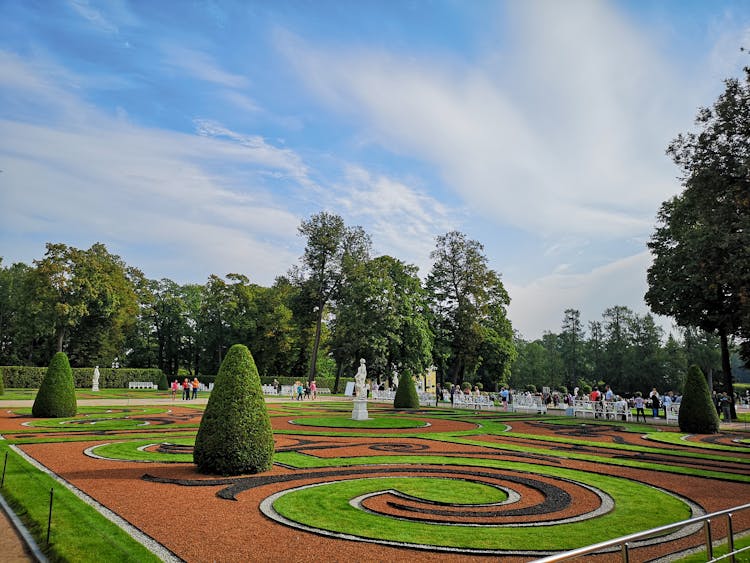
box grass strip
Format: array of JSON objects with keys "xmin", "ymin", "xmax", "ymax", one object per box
[
  {"xmin": 289, "ymin": 416, "xmax": 428, "ymax": 429},
  {"xmin": 0, "ymin": 441, "xmax": 161, "ymax": 562}
]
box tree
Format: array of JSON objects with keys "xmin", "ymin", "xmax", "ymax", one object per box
[
  {"xmin": 29, "ymin": 243, "xmax": 138, "ymax": 364},
  {"xmin": 559, "ymin": 309, "xmax": 584, "ymax": 391},
  {"xmin": 426, "ymin": 231, "xmax": 513, "ymax": 385},
  {"xmin": 32, "ymin": 352, "xmax": 77, "ymax": 418},
  {"xmin": 647, "ymin": 66, "xmax": 750, "ymax": 418},
  {"xmin": 193, "ymin": 344, "xmax": 273, "ymax": 475},
  {"xmin": 601, "ymin": 306, "xmax": 634, "ymax": 386},
  {"xmin": 293, "ymin": 212, "xmax": 371, "ymax": 383},
  {"xmin": 678, "ymin": 364, "xmax": 720, "ymax": 434},
  {"xmin": 331, "ymin": 255, "xmax": 433, "ymax": 387}
]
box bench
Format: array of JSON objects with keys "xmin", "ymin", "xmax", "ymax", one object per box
[
  {"xmin": 128, "ymin": 382, "xmax": 157, "ymax": 390},
  {"xmin": 666, "ymin": 404, "xmax": 680, "ymax": 423}
]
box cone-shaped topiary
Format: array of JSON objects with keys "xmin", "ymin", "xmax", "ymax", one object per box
[
  {"xmin": 193, "ymin": 344, "xmax": 274, "ymax": 475},
  {"xmin": 32, "ymin": 352, "xmax": 77, "ymax": 418},
  {"xmin": 393, "ymin": 373, "xmax": 420, "ymax": 409},
  {"xmin": 156, "ymin": 371, "xmax": 168, "ymax": 391},
  {"xmin": 678, "ymin": 364, "xmax": 720, "ymax": 434}
]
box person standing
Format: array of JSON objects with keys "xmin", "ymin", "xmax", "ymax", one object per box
[
  {"xmin": 604, "ymin": 385, "xmax": 614, "ymax": 402},
  {"xmin": 649, "ymin": 388, "xmax": 660, "ymax": 418},
  {"xmin": 192, "ymin": 376, "xmax": 200, "ymax": 399},
  {"xmin": 171, "ymin": 380, "xmax": 178, "ymax": 401},
  {"xmin": 310, "ymin": 380, "xmax": 317, "ymax": 400},
  {"xmin": 183, "ymin": 378, "xmax": 190, "ymax": 400},
  {"xmin": 634, "ymin": 392, "xmax": 647, "ymax": 423}
]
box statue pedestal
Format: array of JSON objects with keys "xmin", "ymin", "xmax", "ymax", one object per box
[
  {"xmin": 92, "ymin": 384, "xmax": 99, "ymax": 391},
  {"xmin": 351, "ymin": 399, "xmax": 370, "ymax": 421}
]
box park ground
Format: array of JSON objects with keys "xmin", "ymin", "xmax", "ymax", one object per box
[{"xmin": 0, "ymin": 391, "xmax": 749, "ymax": 562}]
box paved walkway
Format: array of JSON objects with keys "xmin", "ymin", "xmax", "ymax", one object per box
[{"xmin": 0, "ymin": 498, "xmax": 35, "ymax": 562}]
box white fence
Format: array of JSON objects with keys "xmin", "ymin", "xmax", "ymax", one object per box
[{"xmin": 511, "ymin": 394, "xmax": 547, "ymax": 414}]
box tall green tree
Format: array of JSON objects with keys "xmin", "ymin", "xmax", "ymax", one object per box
[
  {"xmin": 30, "ymin": 243, "xmax": 138, "ymax": 364},
  {"xmin": 293, "ymin": 212, "xmax": 371, "ymax": 383},
  {"xmin": 559, "ymin": 309, "xmax": 584, "ymax": 391},
  {"xmin": 426, "ymin": 231, "xmax": 513, "ymax": 385},
  {"xmin": 646, "ymin": 66, "xmax": 750, "ymax": 413},
  {"xmin": 331, "ymin": 255, "xmax": 432, "ymax": 386}
]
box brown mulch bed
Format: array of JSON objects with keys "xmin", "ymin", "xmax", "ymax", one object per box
[{"xmin": 6, "ymin": 409, "xmax": 750, "ymax": 562}]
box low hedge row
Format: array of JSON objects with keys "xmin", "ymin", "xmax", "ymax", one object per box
[
  {"xmin": 2, "ymin": 366, "xmax": 357, "ymax": 393},
  {"xmin": 1, "ymin": 366, "xmax": 164, "ymax": 389}
]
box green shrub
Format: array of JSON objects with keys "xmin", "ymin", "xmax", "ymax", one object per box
[
  {"xmin": 678, "ymin": 364, "xmax": 720, "ymax": 434},
  {"xmin": 525, "ymin": 384, "xmax": 537, "ymax": 393},
  {"xmin": 156, "ymin": 372, "xmax": 168, "ymax": 390},
  {"xmin": 193, "ymin": 344, "xmax": 274, "ymax": 475},
  {"xmin": 0, "ymin": 370, "xmax": 3, "ymax": 395},
  {"xmin": 32, "ymin": 352, "xmax": 77, "ymax": 418},
  {"xmin": 393, "ymin": 373, "xmax": 420, "ymax": 409}
]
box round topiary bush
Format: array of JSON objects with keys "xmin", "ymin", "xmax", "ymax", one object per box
[
  {"xmin": 32, "ymin": 352, "xmax": 77, "ymax": 418},
  {"xmin": 193, "ymin": 344, "xmax": 274, "ymax": 475},
  {"xmin": 678, "ymin": 364, "xmax": 720, "ymax": 434},
  {"xmin": 393, "ymin": 373, "xmax": 420, "ymax": 409}
]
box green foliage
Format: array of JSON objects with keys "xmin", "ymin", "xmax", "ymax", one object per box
[
  {"xmin": 525, "ymin": 384, "xmax": 537, "ymax": 393},
  {"xmin": 678, "ymin": 365, "xmax": 720, "ymax": 434},
  {"xmin": 426, "ymin": 231, "xmax": 514, "ymax": 385},
  {"xmin": 194, "ymin": 344, "xmax": 274, "ymax": 475},
  {"xmin": 31, "ymin": 352, "xmax": 77, "ymax": 417},
  {"xmin": 393, "ymin": 373, "xmax": 420, "ymax": 409},
  {"xmin": 156, "ymin": 371, "xmax": 168, "ymax": 390},
  {"xmin": 1, "ymin": 366, "xmax": 164, "ymax": 388}
]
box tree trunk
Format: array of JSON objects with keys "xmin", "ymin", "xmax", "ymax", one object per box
[
  {"xmin": 333, "ymin": 362, "xmax": 344, "ymax": 394},
  {"xmin": 308, "ymin": 300, "xmax": 324, "ymax": 384},
  {"xmin": 719, "ymin": 328, "xmax": 737, "ymax": 420},
  {"xmin": 55, "ymin": 327, "xmax": 65, "ymax": 353}
]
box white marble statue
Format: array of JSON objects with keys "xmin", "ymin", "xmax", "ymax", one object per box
[
  {"xmin": 92, "ymin": 365, "xmax": 100, "ymax": 391},
  {"xmin": 354, "ymin": 358, "xmax": 367, "ymax": 399},
  {"xmin": 392, "ymin": 371, "xmax": 399, "ymax": 389}
]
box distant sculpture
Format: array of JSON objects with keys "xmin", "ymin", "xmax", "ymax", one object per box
[
  {"xmin": 392, "ymin": 371, "xmax": 399, "ymax": 389},
  {"xmin": 354, "ymin": 359, "xmax": 367, "ymax": 399},
  {"xmin": 92, "ymin": 366, "xmax": 100, "ymax": 391}
]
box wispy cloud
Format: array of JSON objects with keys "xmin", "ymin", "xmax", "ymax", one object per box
[
  {"xmin": 161, "ymin": 44, "xmax": 249, "ymax": 88},
  {"xmin": 68, "ymin": 0, "xmax": 120, "ymax": 34},
  {"xmin": 0, "ymin": 55, "xmax": 304, "ymax": 283},
  {"xmin": 274, "ymin": 2, "xmax": 698, "ymax": 240}
]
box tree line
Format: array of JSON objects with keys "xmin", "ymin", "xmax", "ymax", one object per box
[{"xmin": 0, "ymin": 224, "xmax": 515, "ymax": 392}]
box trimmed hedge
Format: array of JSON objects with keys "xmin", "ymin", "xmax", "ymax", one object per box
[
  {"xmin": 32, "ymin": 352, "xmax": 77, "ymax": 418},
  {"xmin": 1, "ymin": 366, "xmax": 164, "ymax": 389},
  {"xmin": 394, "ymin": 373, "xmax": 420, "ymax": 409},
  {"xmin": 679, "ymin": 364, "xmax": 720, "ymax": 434},
  {"xmin": 194, "ymin": 344, "xmax": 274, "ymax": 475}
]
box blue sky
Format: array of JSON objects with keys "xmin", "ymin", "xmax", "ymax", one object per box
[{"xmin": 1, "ymin": 0, "xmax": 748, "ymax": 340}]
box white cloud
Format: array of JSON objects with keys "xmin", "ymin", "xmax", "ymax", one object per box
[
  {"xmin": 332, "ymin": 166, "xmax": 456, "ymax": 273},
  {"xmin": 506, "ymin": 250, "xmax": 669, "ymax": 340}
]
